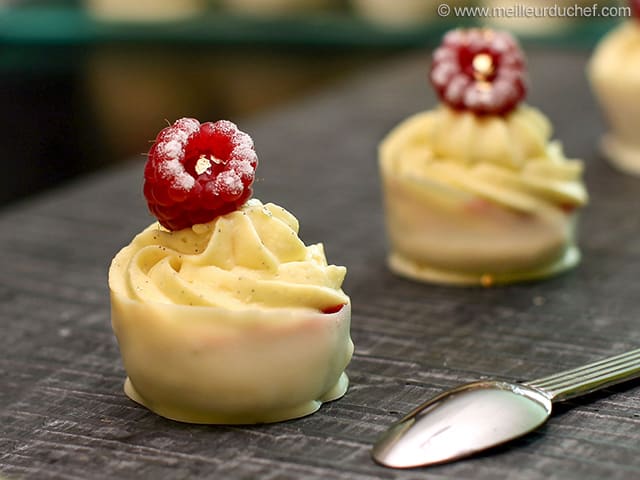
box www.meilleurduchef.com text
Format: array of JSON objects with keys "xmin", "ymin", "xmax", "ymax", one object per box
[{"xmin": 436, "ymin": 2, "xmax": 631, "ymax": 19}]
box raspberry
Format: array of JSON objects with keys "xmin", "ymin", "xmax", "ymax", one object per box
[
  {"xmin": 429, "ymin": 28, "xmax": 527, "ymax": 116},
  {"xmin": 321, "ymin": 304, "xmax": 346, "ymax": 314},
  {"xmin": 144, "ymin": 118, "xmax": 258, "ymax": 231}
]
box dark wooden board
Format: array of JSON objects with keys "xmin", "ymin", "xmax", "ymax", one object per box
[{"xmin": 3, "ymin": 48, "xmax": 640, "ymax": 479}]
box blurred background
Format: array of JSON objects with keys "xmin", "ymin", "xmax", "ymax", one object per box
[{"xmin": 0, "ymin": 0, "xmax": 628, "ymax": 208}]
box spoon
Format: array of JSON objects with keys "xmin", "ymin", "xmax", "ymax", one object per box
[{"xmin": 372, "ymin": 348, "xmax": 640, "ymax": 468}]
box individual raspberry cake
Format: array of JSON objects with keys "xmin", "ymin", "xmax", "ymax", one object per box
[
  {"xmin": 109, "ymin": 118, "xmax": 353, "ymax": 423},
  {"xmin": 379, "ymin": 28, "xmax": 588, "ymax": 285},
  {"xmin": 589, "ymin": 1, "xmax": 640, "ymax": 175}
]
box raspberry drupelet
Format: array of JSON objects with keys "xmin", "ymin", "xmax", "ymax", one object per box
[
  {"xmin": 144, "ymin": 118, "xmax": 258, "ymax": 231},
  {"xmin": 429, "ymin": 28, "xmax": 527, "ymax": 116}
]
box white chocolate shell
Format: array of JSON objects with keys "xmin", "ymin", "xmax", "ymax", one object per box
[{"xmin": 111, "ymin": 295, "xmax": 353, "ymax": 424}]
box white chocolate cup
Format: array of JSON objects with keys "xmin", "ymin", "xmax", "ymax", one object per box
[
  {"xmin": 600, "ymin": 135, "xmax": 640, "ymax": 176},
  {"xmin": 350, "ymin": 0, "xmax": 436, "ymax": 28},
  {"xmin": 85, "ymin": 0, "xmax": 204, "ymax": 22},
  {"xmin": 381, "ymin": 172, "xmax": 580, "ymax": 286},
  {"xmin": 111, "ymin": 294, "xmax": 353, "ymax": 424},
  {"xmin": 221, "ymin": 0, "xmax": 336, "ymax": 16},
  {"xmin": 589, "ymin": 23, "xmax": 640, "ymax": 176},
  {"xmin": 591, "ymin": 80, "xmax": 640, "ymax": 176}
]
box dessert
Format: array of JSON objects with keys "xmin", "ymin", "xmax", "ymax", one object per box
[
  {"xmin": 589, "ymin": 1, "xmax": 640, "ymax": 175},
  {"xmin": 86, "ymin": 0, "xmax": 204, "ymax": 22},
  {"xmin": 350, "ymin": 0, "xmax": 470, "ymax": 29},
  {"xmin": 221, "ymin": 0, "xmax": 337, "ymax": 17},
  {"xmin": 379, "ymin": 28, "xmax": 588, "ymax": 286},
  {"xmin": 109, "ymin": 118, "xmax": 353, "ymax": 424}
]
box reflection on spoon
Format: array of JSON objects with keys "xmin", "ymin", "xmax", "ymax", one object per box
[{"xmin": 372, "ymin": 348, "xmax": 640, "ymax": 468}]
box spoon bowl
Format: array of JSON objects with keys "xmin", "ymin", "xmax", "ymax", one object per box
[{"xmin": 372, "ymin": 381, "xmax": 551, "ymax": 468}]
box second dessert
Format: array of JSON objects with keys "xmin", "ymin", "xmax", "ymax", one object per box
[{"xmin": 379, "ymin": 28, "xmax": 588, "ymax": 286}]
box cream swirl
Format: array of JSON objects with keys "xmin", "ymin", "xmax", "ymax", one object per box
[
  {"xmin": 109, "ymin": 199, "xmax": 348, "ymax": 311},
  {"xmin": 590, "ymin": 22, "xmax": 640, "ymax": 84},
  {"xmin": 380, "ymin": 105, "xmax": 587, "ymax": 213}
]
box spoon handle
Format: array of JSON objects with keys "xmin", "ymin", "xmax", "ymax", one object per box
[{"xmin": 524, "ymin": 348, "xmax": 640, "ymax": 402}]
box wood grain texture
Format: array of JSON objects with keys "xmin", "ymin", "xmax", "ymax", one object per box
[{"xmin": 3, "ymin": 49, "xmax": 640, "ymax": 479}]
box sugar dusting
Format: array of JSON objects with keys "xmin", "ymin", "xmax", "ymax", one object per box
[
  {"xmin": 173, "ymin": 117, "xmax": 200, "ymax": 136},
  {"xmin": 156, "ymin": 118, "xmax": 201, "ymax": 191},
  {"xmin": 431, "ymin": 28, "xmax": 526, "ymax": 115},
  {"xmin": 215, "ymin": 170, "xmax": 243, "ymax": 196},
  {"xmin": 445, "ymin": 74, "xmax": 470, "ymax": 103},
  {"xmin": 160, "ymin": 159, "xmax": 195, "ymax": 191},
  {"xmin": 233, "ymin": 144, "xmax": 257, "ymax": 165},
  {"xmin": 154, "ymin": 117, "xmax": 256, "ymax": 195},
  {"xmin": 492, "ymin": 32, "xmax": 512, "ymax": 54},
  {"xmin": 218, "ymin": 121, "xmax": 258, "ymax": 186},
  {"xmin": 159, "ymin": 140, "xmax": 184, "ymax": 161},
  {"xmin": 220, "ymin": 120, "xmax": 257, "ymax": 168},
  {"xmin": 431, "ymin": 61, "xmax": 457, "ymax": 86},
  {"xmin": 230, "ymin": 159, "xmax": 254, "ymax": 178},
  {"xmin": 464, "ymin": 85, "xmax": 493, "ymax": 110}
]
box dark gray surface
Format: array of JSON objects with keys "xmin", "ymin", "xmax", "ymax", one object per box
[{"xmin": 3, "ymin": 48, "xmax": 640, "ymax": 480}]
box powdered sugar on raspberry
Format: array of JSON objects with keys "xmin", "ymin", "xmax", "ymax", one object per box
[
  {"xmin": 431, "ymin": 61, "xmax": 457, "ymax": 86},
  {"xmin": 230, "ymin": 159, "xmax": 254, "ymax": 179},
  {"xmin": 215, "ymin": 170, "xmax": 243, "ymax": 196},
  {"xmin": 144, "ymin": 117, "xmax": 258, "ymax": 231},
  {"xmin": 429, "ymin": 28, "xmax": 527, "ymax": 115},
  {"xmin": 445, "ymin": 74, "xmax": 470, "ymax": 106},
  {"xmin": 222, "ymin": 121, "xmax": 258, "ymax": 168},
  {"xmin": 173, "ymin": 117, "xmax": 200, "ymax": 136},
  {"xmin": 158, "ymin": 139, "xmax": 184, "ymax": 161},
  {"xmin": 464, "ymin": 86, "xmax": 492, "ymax": 111},
  {"xmin": 153, "ymin": 119, "xmax": 202, "ymax": 191},
  {"xmin": 231, "ymin": 140, "xmax": 257, "ymax": 160},
  {"xmin": 159, "ymin": 158, "xmax": 195, "ymax": 190}
]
